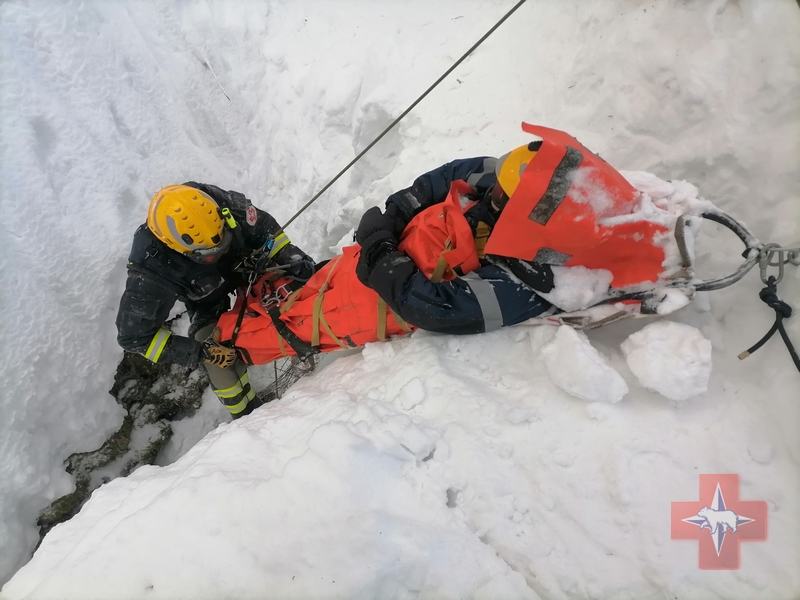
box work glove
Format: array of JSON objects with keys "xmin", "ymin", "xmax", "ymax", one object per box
[
  {"xmin": 355, "ymin": 204, "xmax": 400, "ymax": 246},
  {"xmin": 355, "ymin": 206, "xmax": 403, "ymax": 288},
  {"xmin": 286, "ymin": 256, "xmax": 316, "ymax": 282},
  {"xmin": 201, "ymin": 340, "xmax": 237, "ymax": 368}
]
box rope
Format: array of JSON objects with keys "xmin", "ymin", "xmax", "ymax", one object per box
[
  {"xmin": 738, "ymin": 276, "xmax": 800, "ymax": 371},
  {"xmin": 280, "ymin": 0, "xmax": 528, "ymax": 231}
]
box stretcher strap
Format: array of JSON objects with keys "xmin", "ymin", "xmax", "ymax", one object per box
[
  {"xmin": 475, "ymin": 221, "xmax": 491, "ymax": 259},
  {"xmin": 273, "ymin": 288, "xmax": 302, "ymax": 358},
  {"xmin": 392, "ymin": 309, "xmax": 413, "ymax": 333},
  {"xmin": 377, "ymin": 297, "xmax": 413, "ymax": 340},
  {"xmin": 430, "ymin": 238, "xmax": 453, "ymax": 284},
  {"xmin": 277, "ymin": 333, "xmax": 288, "ymax": 357},
  {"xmin": 311, "ymin": 255, "xmax": 345, "ymax": 349},
  {"xmin": 267, "ymin": 305, "xmax": 318, "ymax": 361},
  {"xmin": 280, "ymin": 289, "xmax": 302, "ymax": 314},
  {"xmin": 377, "ymin": 298, "xmax": 387, "ymax": 341}
]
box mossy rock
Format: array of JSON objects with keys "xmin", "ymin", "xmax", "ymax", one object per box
[{"xmin": 37, "ymin": 352, "xmax": 209, "ymax": 543}]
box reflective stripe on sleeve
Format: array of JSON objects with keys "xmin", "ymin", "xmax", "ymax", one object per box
[
  {"xmin": 144, "ymin": 329, "xmax": 172, "ymax": 363},
  {"xmin": 462, "ymin": 273, "xmax": 503, "ymax": 332},
  {"xmin": 268, "ymin": 232, "xmax": 290, "ymax": 259}
]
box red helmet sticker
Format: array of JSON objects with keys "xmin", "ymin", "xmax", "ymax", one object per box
[{"xmin": 246, "ymin": 206, "xmax": 258, "ymax": 226}]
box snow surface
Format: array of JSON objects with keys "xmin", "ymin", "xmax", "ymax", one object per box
[{"xmin": 1, "ymin": 0, "xmax": 799, "ymax": 598}]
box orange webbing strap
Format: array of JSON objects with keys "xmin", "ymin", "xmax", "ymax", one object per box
[
  {"xmin": 430, "ymin": 238, "xmax": 453, "ymax": 283},
  {"xmin": 475, "ymin": 221, "xmax": 491, "ymax": 259},
  {"xmin": 311, "ymin": 255, "xmax": 347, "ymax": 349}
]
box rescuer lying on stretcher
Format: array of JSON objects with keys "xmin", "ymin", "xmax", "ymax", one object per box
[{"xmin": 217, "ymin": 123, "xmax": 682, "ymax": 366}]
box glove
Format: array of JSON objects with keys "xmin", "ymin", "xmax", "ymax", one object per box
[
  {"xmin": 287, "ymin": 256, "xmax": 316, "ymax": 282},
  {"xmin": 355, "ymin": 204, "xmax": 399, "ymax": 247},
  {"xmin": 201, "ymin": 340, "xmax": 237, "ymax": 368}
]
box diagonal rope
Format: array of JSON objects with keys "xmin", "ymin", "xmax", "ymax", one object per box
[{"xmin": 280, "ymin": 0, "xmax": 528, "ymax": 230}]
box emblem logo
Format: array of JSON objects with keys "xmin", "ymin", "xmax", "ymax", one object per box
[
  {"xmin": 671, "ymin": 474, "xmax": 767, "ymax": 570},
  {"xmin": 246, "ymin": 206, "xmax": 258, "ymax": 226}
]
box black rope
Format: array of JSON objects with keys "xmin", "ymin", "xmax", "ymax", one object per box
[
  {"xmin": 739, "ymin": 276, "xmax": 800, "ymax": 371},
  {"xmin": 281, "ymin": 0, "xmax": 528, "ymax": 231}
]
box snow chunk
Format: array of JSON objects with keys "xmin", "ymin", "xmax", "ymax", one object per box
[
  {"xmin": 655, "ymin": 288, "xmax": 693, "ymax": 315},
  {"xmin": 397, "ymin": 377, "xmax": 426, "ymax": 410},
  {"xmin": 621, "ymin": 321, "xmax": 712, "ymax": 401},
  {"xmin": 542, "ymin": 326, "xmax": 628, "ymax": 403},
  {"xmin": 537, "ymin": 266, "xmax": 614, "ymax": 312}
]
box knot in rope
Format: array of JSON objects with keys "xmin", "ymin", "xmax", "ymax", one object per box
[
  {"xmin": 759, "ymin": 277, "xmax": 792, "ymax": 320},
  {"xmin": 739, "ymin": 276, "xmax": 799, "ymax": 371}
]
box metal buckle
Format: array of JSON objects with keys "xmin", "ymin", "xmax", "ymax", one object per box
[{"xmin": 261, "ymin": 281, "xmax": 293, "ymax": 311}]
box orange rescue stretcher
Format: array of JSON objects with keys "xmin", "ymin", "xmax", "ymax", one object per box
[{"xmin": 217, "ymin": 124, "xmax": 763, "ymax": 365}]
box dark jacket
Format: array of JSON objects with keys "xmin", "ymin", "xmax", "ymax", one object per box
[
  {"xmin": 362, "ymin": 158, "xmax": 553, "ymax": 335},
  {"xmin": 116, "ymin": 182, "xmax": 313, "ymax": 368}
]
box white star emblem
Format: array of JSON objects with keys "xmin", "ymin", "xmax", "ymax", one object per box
[{"xmin": 682, "ymin": 483, "xmax": 756, "ymax": 556}]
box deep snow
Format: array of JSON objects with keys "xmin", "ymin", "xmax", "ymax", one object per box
[{"xmin": 1, "ymin": 0, "xmax": 798, "ymax": 598}]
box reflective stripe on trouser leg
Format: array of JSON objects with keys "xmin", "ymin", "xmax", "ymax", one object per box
[
  {"xmin": 144, "ymin": 329, "xmax": 172, "ymax": 363},
  {"xmin": 209, "ymin": 364, "xmax": 255, "ymax": 415},
  {"xmin": 462, "ymin": 272, "xmax": 503, "ymax": 332},
  {"xmin": 195, "ymin": 323, "xmax": 254, "ymax": 415}
]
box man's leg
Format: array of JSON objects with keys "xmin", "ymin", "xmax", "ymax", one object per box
[{"xmin": 194, "ymin": 324, "xmax": 261, "ymax": 419}]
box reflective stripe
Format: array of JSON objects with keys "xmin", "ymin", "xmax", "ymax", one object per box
[
  {"xmin": 226, "ymin": 387, "xmax": 256, "ymax": 415},
  {"xmin": 214, "ymin": 372, "xmax": 250, "ymax": 399},
  {"xmin": 466, "ymin": 157, "xmax": 497, "ymax": 187},
  {"xmin": 213, "ymin": 370, "xmax": 255, "ymax": 415},
  {"xmin": 144, "ymin": 329, "xmax": 172, "ymax": 363},
  {"xmin": 214, "ymin": 380, "xmax": 243, "ymax": 399},
  {"xmin": 267, "ymin": 232, "xmax": 290, "ymax": 258},
  {"xmin": 462, "ymin": 273, "xmax": 503, "ymax": 332}
]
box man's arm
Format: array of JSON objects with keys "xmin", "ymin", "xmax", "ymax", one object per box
[
  {"xmin": 116, "ymin": 269, "xmax": 203, "ymax": 368},
  {"xmin": 385, "ymin": 157, "xmax": 497, "ymax": 234}
]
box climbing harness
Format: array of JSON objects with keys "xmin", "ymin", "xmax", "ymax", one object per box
[{"xmin": 229, "ymin": 258, "xmax": 304, "ymax": 346}]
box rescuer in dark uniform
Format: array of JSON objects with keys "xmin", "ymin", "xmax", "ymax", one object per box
[{"xmin": 116, "ymin": 183, "xmax": 315, "ymax": 419}]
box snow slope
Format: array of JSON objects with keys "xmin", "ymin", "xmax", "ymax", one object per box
[{"xmin": 1, "ymin": 0, "xmax": 798, "ymax": 597}]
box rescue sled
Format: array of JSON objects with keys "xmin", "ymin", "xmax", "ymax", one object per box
[{"xmin": 217, "ymin": 124, "xmax": 764, "ymax": 364}]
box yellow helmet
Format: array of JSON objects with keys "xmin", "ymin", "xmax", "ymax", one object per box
[
  {"xmin": 147, "ymin": 185, "xmax": 227, "ymax": 259},
  {"xmin": 495, "ymin": 141, "xmax": 540, "ymax": 198}
]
